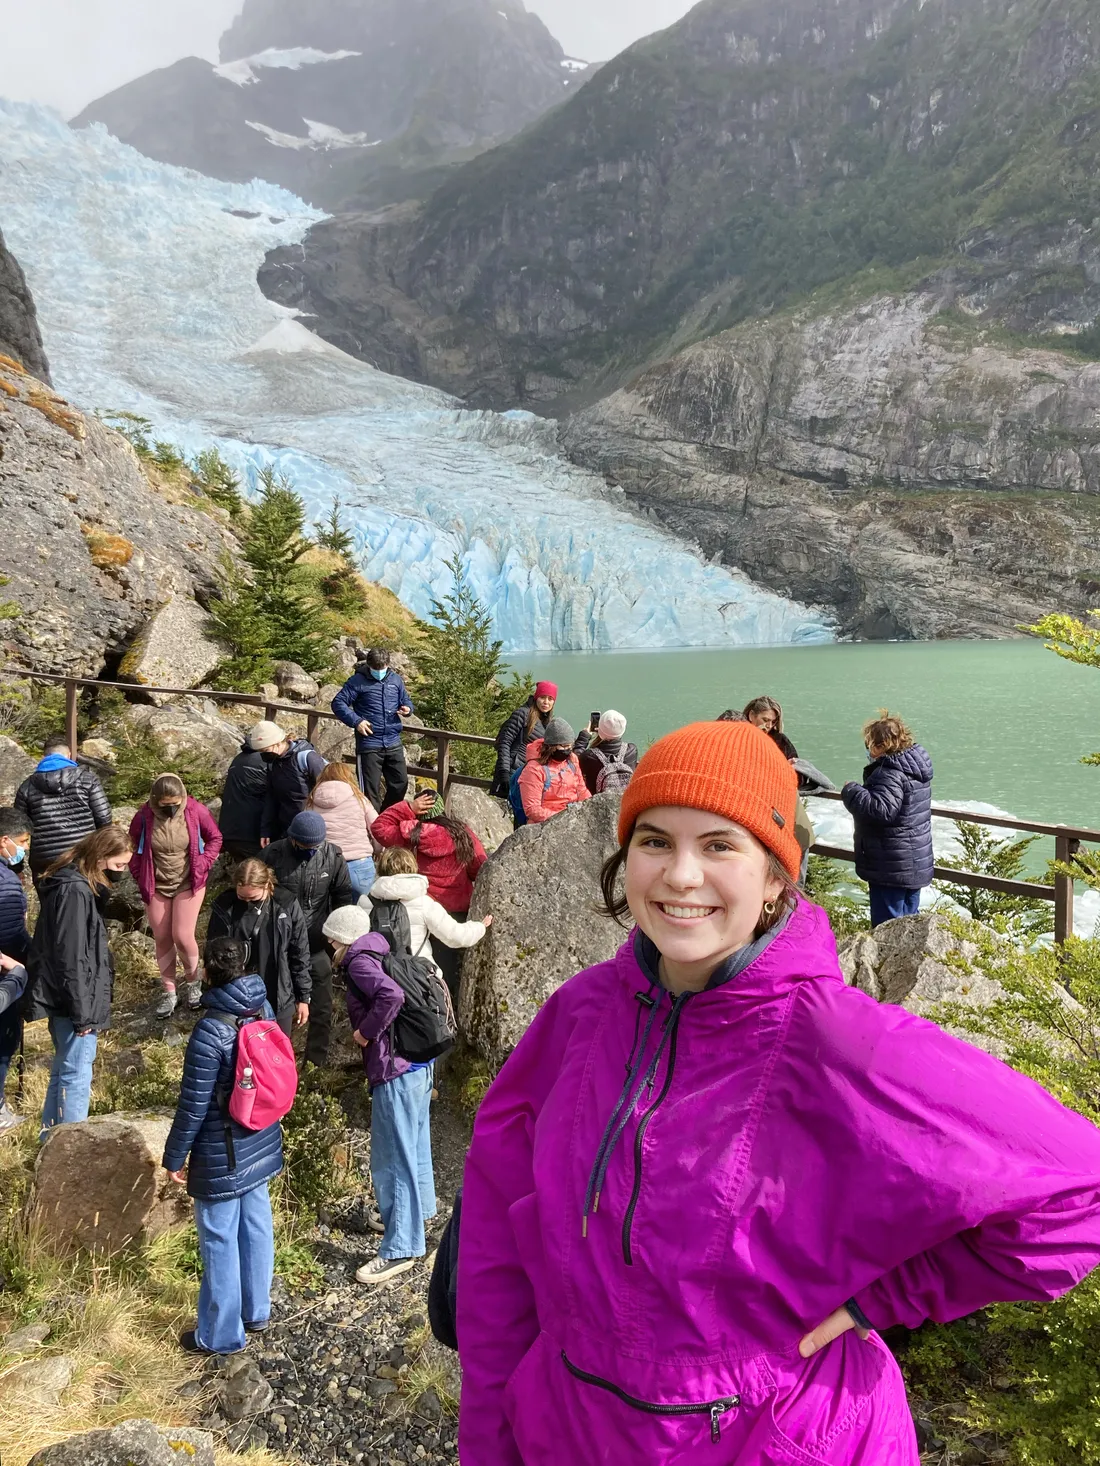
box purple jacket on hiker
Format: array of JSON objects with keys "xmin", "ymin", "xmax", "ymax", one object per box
[
  {"xmin": 128, "ymin": 800, "xmax": 222, "ymax": 904},
  {"xmin": 341, "ymin": 931, "xmax": 408, "ymax": 1089},
  {"xmin": 457, "ymin": 899, "xmax": 1100, "ymax": 1465}
]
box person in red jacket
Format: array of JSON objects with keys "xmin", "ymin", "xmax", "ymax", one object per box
[
  {"xmin": 129, "ymin": 774, "xmax": 222, "ymax": 1017},
  {"xmin": 371, "ymin": 789, "xmax": 487, "ymax": 1001}
]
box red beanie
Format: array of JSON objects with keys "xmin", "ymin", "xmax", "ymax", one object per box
[
  {"xmin": 535, "ymin": 681, "xmax": 558, "ymax": 700},
  {"xmin": 618, "ymin": 720, "xmax": 801, "ymax": 880}
]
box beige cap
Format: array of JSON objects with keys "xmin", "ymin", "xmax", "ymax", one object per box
[{"xmin": 248, "ymin": 720, "xmax": 287, "ymax": 752}]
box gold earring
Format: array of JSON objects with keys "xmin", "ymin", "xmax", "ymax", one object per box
[{"xmin": 763, "ymin": 900, "xmax": 777, "ymax": 917}]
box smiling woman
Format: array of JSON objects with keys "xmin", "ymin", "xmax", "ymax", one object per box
[{"xmin": 455, "ymin": 718, "xmax": 1100, "ymax": 1466}]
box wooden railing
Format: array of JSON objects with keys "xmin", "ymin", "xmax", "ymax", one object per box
[{"xmin": 5, "ymin": 666, "xmax": 1100, "ymax": 942}]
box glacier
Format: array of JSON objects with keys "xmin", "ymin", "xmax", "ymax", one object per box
[{"xmin": 0, "ymin": 99, "xmax": 834, "ymax": 653}]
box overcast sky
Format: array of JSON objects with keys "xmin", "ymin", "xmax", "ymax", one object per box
[{"xmin": 0, "ymin": 0, "xmax": 695, "ymax": 117}]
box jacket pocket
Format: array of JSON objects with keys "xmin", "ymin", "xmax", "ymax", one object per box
[
  {"xmin": 768, "ymin": 1332, "xmax": 893, "ymax": 1464},
  {"xmin": 561, "ymin": 1352, "xmax": 741, "ymax": 1444}
]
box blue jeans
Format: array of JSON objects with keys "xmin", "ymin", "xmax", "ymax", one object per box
[
  {"xmin": 40, "ymin": 1017, "xmax": 97, "ymax": 1140},
  {"xmin": 371, "ymin": 1063, "xmax": 436, "ymax": 1260},
  {"xmin": 194, "ymin": 1181, "xmax": 275, "ymax": 1354},
  {"xmin": 346, "ymin": 857, "xmax": 377, "ymax": 898},
  {"xmin": 868, "ymin": 885, "xmax": 922, "ymax": 928}
]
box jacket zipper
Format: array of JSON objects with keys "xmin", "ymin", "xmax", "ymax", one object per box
[
  {"xmin": 561, "ymin": 1352, "xmax": 739, "ymax": 1442},
  {"xmin": 621, "ymin": 1015, "xmax": 681, "ymax": 1265}
]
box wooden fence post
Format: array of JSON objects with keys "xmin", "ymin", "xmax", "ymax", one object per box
[
  {"xmin": 306, "ymin": 712, "xmax": 319, "ymax": 744},
  {"xmin": 1054, "ymin": 834, "xmax": 1080, "ymax": 945},
  {"xmin": 435, "ymin": 734, "xmax": 451, "ymax": 801},
  {"xmin": 64, "ymin": 678, "xmax": 79, "ymax": 756}
]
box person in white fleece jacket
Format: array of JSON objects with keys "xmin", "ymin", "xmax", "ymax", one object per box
[{"xmin": 360, "ymin": 848, "xmax": 491, "ymax": 984}]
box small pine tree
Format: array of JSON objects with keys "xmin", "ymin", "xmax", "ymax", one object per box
[
  {"xmin": 153, "ymin": 441, "xmax": 186, "ymax": 472},
  {"xmin": 933, "ymin": 821, "xmax": 1054, "ymax": 940},
  {"xmin": 192, "ymin": 448, "xmax": 243, "ymax": 517},
  {"xmin": 314, "ymin": 498, "xmax": 356, "ymax": 559},
  {"xmin": 414, "ymin": 554, "xmax": 532, "ymax": 778},
  {"xmin": 101, "ymin": 411, "xmax": 154, "ymax": 458},
  {"xmin": 313, "ymin": 499, "xmax": 370, "ymax": 622},
  {"xmin": 208, "ymin": 467, "xmax": 335, "ymax": 689}
]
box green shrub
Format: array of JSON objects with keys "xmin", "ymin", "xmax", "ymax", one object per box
[
  {"xmin": 103, "ymin": 713, "xmax": 222, "ymax": 806},
  {"xmin": 278, "ymin": 1076, "xmax": 352, "ymax": 1215},
  {"xmin": 99, "ymin": 410, "xmax": 154, "ymax": 458},
  {"xmin": 191, "ymin": 447, "xmax": 243, "ymax": 517},
  {"xmin": 91, "ymin": 1042, "xmax": 185, "ymax": 1115},
  {"xmin": 803, "ymin": 855, "xmax": 870, "ymax": 940},
  {"xmin": 933, "ymin": 821, "xmax": 1054, "ymax": 941}
]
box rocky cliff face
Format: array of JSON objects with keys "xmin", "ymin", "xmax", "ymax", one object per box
[
  {"xmin": 0, "ymin": 229, "xmax": 49, "ymax": 381},
  {"xmin": 74, "ymin": 0, "xmax": 593, "ymax": 210},
  {"xmin": 0, "ymin": 359, "xmax": 236, "ymax": 674},
  {"xmin": 260, "ymin": 0, "xmax": 1100, "ymax": 407},
  {"xmin": 562, "ymin": 294, "xmax": 1100, "ymax": 638}
]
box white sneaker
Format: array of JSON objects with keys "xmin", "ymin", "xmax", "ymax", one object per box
[
  {"xmin": 355, "ymin": 1256, "xmax": 416, "ymax": 1287},
  {"xmin": 0, "ymin": 1102, "xmax": 25, "ymax": 1135},
  {"xmin": 183, "ymin": 982, "xmax": 202, "ymax": 1011},
  {"xmin": 154, "ymin": 989, "xmax": 178, "ymax": 1018}
]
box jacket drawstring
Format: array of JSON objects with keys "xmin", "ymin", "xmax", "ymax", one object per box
[{"xmin": 582, "ymin": 990, "xmax": 691, "ymax": 1237}]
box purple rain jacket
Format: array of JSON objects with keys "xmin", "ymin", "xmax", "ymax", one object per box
[
  {"xmin": 457, "ymin": 899, "xmax": 1100, "ymax": 1465},
  {"xmin": 341, "ymin": 931, "xmax": 409, "ymax": 1090}
]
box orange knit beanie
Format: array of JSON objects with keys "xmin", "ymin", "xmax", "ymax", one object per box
[{"xmin": 618, "ymin": 720, "xmax": 801, "ymax": 879}]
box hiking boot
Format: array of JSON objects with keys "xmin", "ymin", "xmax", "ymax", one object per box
[
  {"xmin": 0, "ymin": 1102, "xmax": 25, "ymax": 1136},
  {"xmin": 179, "ymin": 1328, "xmax": 245, "ymax": 1356},
  {"xmin": 355, "ymin": 1256, "xmax": 416, "ymax": 1287},
  {"xmin": 155, "ymin": 989, "xmax": 178, "ymax": 1018},
  {"xmin": 183, "ymin": 981, "xmax": 203, "ymax": 1011}
]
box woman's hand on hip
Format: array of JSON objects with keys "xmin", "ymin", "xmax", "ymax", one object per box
[{"xmin": 799, "ymin": 1306, "xmax": 870, "ymax": 1358}]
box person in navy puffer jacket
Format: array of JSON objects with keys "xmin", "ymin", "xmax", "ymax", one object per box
[
  {"xmin": 842, "ymin": 711, "xmax": 934, "ymax": 928},
  {"xmin": 0, "ymin": 807, "xmax": 31, "ymax": 1132},
  {"xmin": 332, "ymin": 649, "xmax": 414, "ymax": 813},
  {"xmin": 163, "ymin": 937, "xmax": 283, "ymax": 1356}
]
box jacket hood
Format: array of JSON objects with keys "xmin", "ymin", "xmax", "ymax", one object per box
[
  {"xmin": 876, "ymin": 745, "xmax": 934, "ymax": 782},
  {"xmin": 45, "ymin": 861, "xmax": 95, "ymax": 893},
  {"xmin": 309, "ymin": 782, "xmax": 359, "ymax": 811},
  {"xmin": 32, "ymin": 766, "xmax": 79, "ymax": 794},
  {"xmin": 36, "ymin": 753, "xmax": 77, "ymax": 773},
  {"xmin": 201, "ymin": 973, "xmax": 269, "ymax": 1016},
  {"xmin": 369, "ymin": 873, "xmax": 429, "ymax": 902}
]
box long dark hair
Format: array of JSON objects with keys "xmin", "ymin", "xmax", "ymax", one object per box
[
  {"xmin": 599, "ymin": 822, "xmax": 797, "ymax": 939},
  {"xmin": 525, "ymin": 693, "xmax": 552, "ymax": 741},
  {"xmin": 409, "ymin": 813, "xmax": 476, "ymax": 868}
]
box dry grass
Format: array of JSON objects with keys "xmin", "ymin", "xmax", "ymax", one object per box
[
  {"xmin": 0, "ymin": 354, "xmax": 27, "ymax": 376},
  {"xmin": 80, "ymin": 526, "xmax": 134, "ymax": 568},
  {"xmin": 26, "ymin": 391, "xmax": 85, "ymax": 441},
  {"xmin": 0, "ymin": 377, "xmax": 19, "ymax": 398}
]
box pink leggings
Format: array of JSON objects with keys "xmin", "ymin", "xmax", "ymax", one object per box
[{"xmin": 146, "ymin": 886, "xmax": 206, "ymax": 991}]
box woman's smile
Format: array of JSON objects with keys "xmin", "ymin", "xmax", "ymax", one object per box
[{"xmin": 653, "ymin": 901, "xmax": 721, "ymax": 924}]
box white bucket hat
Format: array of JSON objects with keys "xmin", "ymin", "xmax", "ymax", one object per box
[
  {"xmin": 322, "ymin": 906, "xmax": 375, "ymax": 947},
  {"xmin": 248, "ymin": 720, "xmax": 287, "ymax": 751}
]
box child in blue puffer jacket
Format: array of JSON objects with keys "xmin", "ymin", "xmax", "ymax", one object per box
[{"xmin": 163, "ymin": 936, "xmax": 284, "ymax": 1355}]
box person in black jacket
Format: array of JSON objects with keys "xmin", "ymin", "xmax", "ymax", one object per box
[
  {"xmin": 15, "ymin": 735, "xmax": 112, "ymax": 887},
  {"xmin": 573, "ymin": 710, "xmax": 639, "ymax": 796},
  {"xmin": 263, "ymin": 810, "xmax": 355, "ymax": 1065},
  {"xmin": 26, "ymin": 824, "xmax": 133, "ymax": 1140},
  {"xmin": 219, "ymin": 735, "xmax": 270, "ymax": 860},
  {"xmin": 0, "ymin": 806, "xmax": 31, "ymax": 1132},
  {"xmin": 841, "ymin": 711, "xmax": 935, "ymax": 928},
  {"xmin": 206, "ymin": 858, "xmax": 312, "ymax": 1037},
  {"xmin": 249, "ymin": 721, "xmax": 327, "ymax": 845},
  {"xmin": 489, "ymin": 681, "xmax": 557, "ymax": 797},
  {"xmin": 163, "ymin": 937, "xmax": 283, "ymax": 1356}
]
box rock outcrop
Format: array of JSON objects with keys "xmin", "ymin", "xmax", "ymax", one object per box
[
  {"xmin": 28, "ymin": 1421, "xmax": 215, "ymax": 1466},
  {"xmin": 29, "ymin": 1113, "xmax": 190, "ymax": 1255},
  {"xmin": 838, "ymin": 911, "xmax": 1006, "ymax": 1051},
  {"xmin": 0, "ymin": 365, "xmax": 237, "ymax": 676},
  {"xmin": 0, "ymin": 227, "xmax": 48, "ymax": 380},
  {"xmin": 118, "ymin": 595, "xmax": 228, "ymax": 703},
  {"xmin": 561, "ymin": 297, "xmax": 1100, "ymax": 637},
  {"xmin": 75, "ymin": 0, "xmax": 594, "ymax": 211},
  {"xmin": 446, "ymin": 784, "xmax": 513, "ymax": 853},
  {"xmin": 462, "ymin": 793, "xmax": 623, "ymax": 1065},
  {"xmin": 126, "ymin": 698, "xmax": 246, "ymax": 777}
]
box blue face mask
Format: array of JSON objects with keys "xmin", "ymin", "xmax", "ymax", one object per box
[
  {"xmin": 370, "ymin": 668, "xmax": 388, "ymax": 682},
  {"xmin": 3, "ymin": 843, "xmax": 26, "ymax": 869}
]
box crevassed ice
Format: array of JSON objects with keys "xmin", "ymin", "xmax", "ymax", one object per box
[{"xmin": 0, "ymin": 100, "xmax": 834, "ymax": 653}]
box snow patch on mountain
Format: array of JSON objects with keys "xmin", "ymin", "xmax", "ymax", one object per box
[
  {"xmin": 246, "ymin": 118, "xmax": 378, "ymax": 151},
  {"xmin": 214, "ymin": 48, "xmax": 361, "ymax": 86},
  {"xmin": 0, "ymin": 100, "xmax": 833, "ymax": 653}
]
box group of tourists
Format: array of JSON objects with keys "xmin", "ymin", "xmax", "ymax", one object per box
[{"xmin": 0, "ymin": 647, "xmax": 978, "ymax": 1441}]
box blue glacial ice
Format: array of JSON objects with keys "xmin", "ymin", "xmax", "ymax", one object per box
[{"xmin": 0, "ymin": 100, "xmax": 834, "ymax": 653}]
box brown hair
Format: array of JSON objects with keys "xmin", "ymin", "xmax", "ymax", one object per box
[
  {"xmin": 862, "ymin": 710, "xmax": 916, "ymax": 757},
  {"xmin": 525, "ymin": 694, "xmax": 551, "ymax": 741},
  {"xmin": 409, "ymin": 811, "xmax": 476, "ymax": 867},
  {"xmin": 150, "ymin": 773, "xmax": 187, "ymax": 805},
  {"xmin": 742, "ymin": 696, "xmax": 783, "ymax": 732},
  {"xmin": 45, "ymin": 824, "xmax": 133, "ymax": 890},
  {"xmin": 309, "ymin": 761, "xmax": 369, "ymax": 807},
  {"xmin": 599, "ymin": 822, "xmax": 797, "ymax": 940},
  {"xmin": 378, "ymin": 847, "xmax": 418, "ymax": 877},
  {"xmin": 233, "ymin": 858, "xmax": 276, "ymax": 894}
]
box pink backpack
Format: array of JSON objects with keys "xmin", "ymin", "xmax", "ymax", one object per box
[{"xmin": 217, "ymin": 1015, "xmax": 299, "ymax": 1131}]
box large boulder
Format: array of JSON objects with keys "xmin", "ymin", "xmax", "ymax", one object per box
[
  {"xmin": 446, "ymin": 784, "xmax": 513, "ymax": 853},
  {"xmin": 0, "ymin": 732, "xmax": 35, "ymax": 802},
  {"xmin": 28, "ymin": 1113, "xmax": 189, "ymax": 1255},
  {"xmin": 126, "ymin": 696, "xmax": 242, "ymax": 776},
  {"xmin": 118, "ymin": 596, "xmax": 227, "ymax": 705},
  {"xmin": 838, "ymin": 911, "xmax": 1008, "ymax": 1052},
  {"xmin": 273, "ymin": 661, "xmax": 320, "ymax": 702},
  {"xmin": 28, "ymin": 1420, "xmax": 215, "ymax": 1466},
  {"xmin": 462, "ymin": 793, "xmax": 624, "ymax": 1065}
]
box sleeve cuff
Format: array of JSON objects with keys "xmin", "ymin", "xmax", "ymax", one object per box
[{"xmin": 845, "ymin": 1296, "xmax": 874, "ymax": 1331}]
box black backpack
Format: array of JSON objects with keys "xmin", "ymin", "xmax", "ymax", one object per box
[{"xmin": 368, "ymin": 898, "xmax": 456, "ymax": 1064}]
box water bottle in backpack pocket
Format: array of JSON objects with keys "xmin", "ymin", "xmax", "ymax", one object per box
[{"xmin": 368, "ymin": 898, "xmax": 456, "ymax": 1064}]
